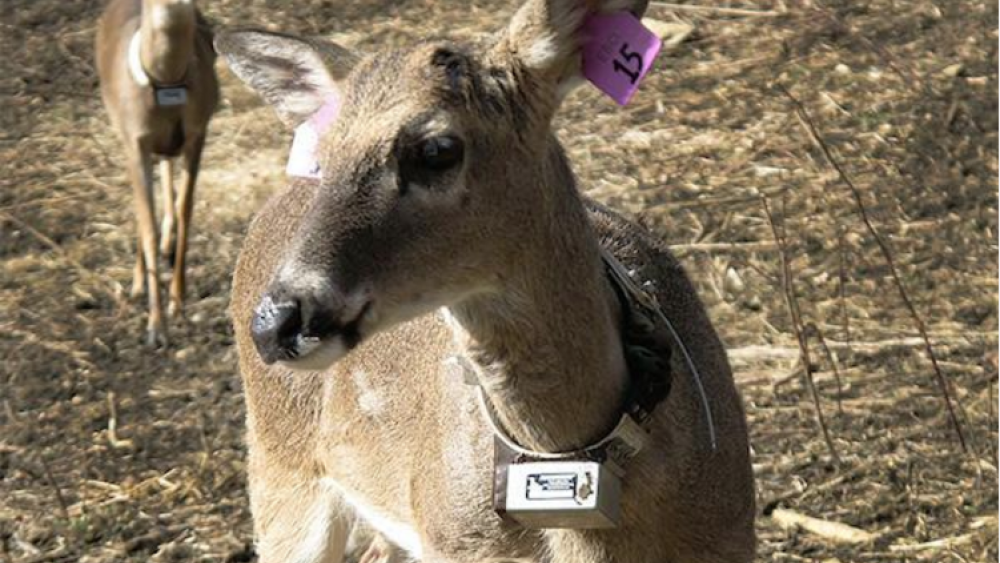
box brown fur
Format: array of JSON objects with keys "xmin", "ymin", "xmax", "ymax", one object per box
[
  {"xmin": 95, "ymin": 0, "xmax": 219, "ymax": 345},
  {"xmin": 222, "ymin": 0, "xmax": 755, "ymax": 561}
]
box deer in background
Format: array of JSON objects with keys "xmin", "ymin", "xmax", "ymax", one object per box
[
  {"xmin": 95, "ymin": 0, "xmax": 219, "ymax": 346},
  {"xmin": 218, "ymin": 0, "xmax": 756, "ymax": 560}
]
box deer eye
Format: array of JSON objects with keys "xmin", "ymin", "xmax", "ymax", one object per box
[
  {"xmin": 398, "ymin": 135, "xmax": 464, "ymax": 194},
  {"xmin": 415, "ymin": 136, "xmax": 464, "ymax": 172}
]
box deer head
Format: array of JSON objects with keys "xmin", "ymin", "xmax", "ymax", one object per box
[{"xmin": 217, "ymin": 0, "xmax": 649, "ymax": 370}]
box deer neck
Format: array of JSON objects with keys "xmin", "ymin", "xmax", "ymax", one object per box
[
  {"xmin": 448, "ymin": 147, "xmax": 628, "ymax": 453},
  {"xmin": 139, "ymin": 0, "xmax": 196, "ymax": 84}
]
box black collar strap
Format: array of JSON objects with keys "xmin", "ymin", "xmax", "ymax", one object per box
[
  {"xmin": 601, "ymin": 247, "xmax": 718, "ymax": 452},
  {"xmin": 602, "ymin": 246, "xmax": 672, "ymax": 428}
]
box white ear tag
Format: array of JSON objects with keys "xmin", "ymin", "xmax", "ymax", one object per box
[
  {"xmin": 286, "ymin": 122, "xmax": 323, "ymax": 178},
  {"xmin": 286, "ymin": 97, "xmax": 340, "ymax": 179}
]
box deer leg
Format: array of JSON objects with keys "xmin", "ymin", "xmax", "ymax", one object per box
[
  {"xmin": 130, "ymin": 226, "xmax": 145, "ymax": 299},
  {"xmin": 352, "ymin": 532, "xmax": 404, "ymax": 563},
  {"xmin": 158, "ymin": 158, "xmax": 176, "ymax": 266},
  {"xmin": 168, "ymin": 133, "xmax": 205, "ymax": 318},
  {"xmin": 249, "ymin": 469, "xmax": 351, "ymax": 563},
  {"xmin": 125, "ymin": 145, "xmax": 167, "ymax": 347}
]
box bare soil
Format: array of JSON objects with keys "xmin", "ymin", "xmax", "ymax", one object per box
[{"xmin": 1, "ymin": 0, "xmax": 997, "ymax": 561}]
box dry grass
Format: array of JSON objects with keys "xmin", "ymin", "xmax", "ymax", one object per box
[{"xmin": 1, "ymin": 0, "xmax": 997, "ymax": 561}]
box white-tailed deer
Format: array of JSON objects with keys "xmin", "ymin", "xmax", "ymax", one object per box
[
  {"xmin": 219, "ymin": 0, "xmax": 756, "ymax": 560},
  {"xmin": 96, "ymin": 0, "xmax": 219, "ymax": 346}
]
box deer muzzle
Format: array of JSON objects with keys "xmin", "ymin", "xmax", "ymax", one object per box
[{"xmin": 250, "ymin": 278, "xmax": 369, "ymax": 369}]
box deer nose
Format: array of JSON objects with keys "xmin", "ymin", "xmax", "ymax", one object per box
[{"xmin": 250, "ymin": 294, "xmax": 304, "ymax": 364}]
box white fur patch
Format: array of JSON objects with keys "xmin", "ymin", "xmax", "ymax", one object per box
[
  {"xmin": 127, "ymin": 31, "xmax": 150, "ymax": 86},
  {"xmin": 321, "ymin": 479, "xmax": 424, "ymax": 559},
  {"xmin": 285, "ymin": 337, "xmax": 348, "ymax": 372},
  {"xmin": 351, "ymin": 369, "xmax": 386, "ymax": 415},
  {"xmin": 294, "ymin": 502, "xmax": 336, "ymax": 563},
  {"xmin": 256, "ymin": 484, "xmax": 340, "ymax": 563},
  {"xmin": 438, "ymin": 308, "xmax": 464, "ymax": 341},
  {"xmin": 522, "ymin": 33, "xmax": 562, "ymax": 68},
  {"xmin": 276, "ymin": 265, "xmax": 334, "ymax": 295}
]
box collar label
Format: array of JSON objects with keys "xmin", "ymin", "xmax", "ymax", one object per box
[
  {"xmin": 155, "ymin": 86, "xmax": 188, "ymax": 107},
  {"xmin": 582, "ymin": 12, "xmax": 662, "ymax": 105}
]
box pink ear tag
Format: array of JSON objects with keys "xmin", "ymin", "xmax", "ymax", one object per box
[
  {"xmin": 582, "ymin": 12, "xmax": 662, "ymax": 106},
  {"xmin": 286, "ymin": 97, "xmax": 340, "ymax": 179}
]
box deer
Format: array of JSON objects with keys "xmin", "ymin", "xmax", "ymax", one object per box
[
  {"xmin": 95, "ymin": 0, "xmax": 219, "ymax": 346},
  {"xmin": 217, "ymin": 0, "xmax": 756, "ymax": 560}
]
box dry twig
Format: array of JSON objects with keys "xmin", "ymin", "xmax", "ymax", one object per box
[
  {"xmin": 989, "ymin": 379, "xmax": 997, "ymax": 467},
  {"xmin": 779, "ymin": 84, "xmax": 970, "ymax": 453},
  {"xmin": 38, "ymin": 454, "xmax": 70, "ymax": 522},
  {"xmin": 762, "ymin": 466, "xmax": 865, "ymax": 512},
  {"xmin": 0, "ymin": 194, "xmax": 90, "ymax": 213},
  {"xmin": 889, "ymin": 533, "xmax": 975, "ymax": 553},
  {"xmin": 837, "ymin": 229, "xmax": 852, "ymax": 347},
  {"xmin": 809, "ymin": 323, "xmax": 845, "ymax": 415},
  {"xmin": 761, "ymin": 194, "xmax": 840, "ymax": 466},
  {"xmin": 106, "ymin": 392, "xmax": 134, "ymax": 450},
  {"xmin": 771, "ymin": 508, "xmax": 876, "ymax": 545},
  {"xmin": 668, "ymin": 241, "xmax": 777, "ymax": 253},
  {"xmin": 729, "ymin": 335, "xmax": 988, "ymax": 364},
  {"xmin": 650, "ymin": 2, "xmax": 785, "ymax": 17}
]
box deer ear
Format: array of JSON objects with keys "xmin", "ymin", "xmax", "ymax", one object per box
[
  {"xmin": 215, "ymin": 29, "xmax": 358, "ymax": 127},
  {"xmin": 495, "ymin": 0, "xmax": 649, "ymax": 97}
]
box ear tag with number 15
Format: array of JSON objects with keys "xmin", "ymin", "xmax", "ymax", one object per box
[{"xmin": 582, "ymin": 12, "xmax": 662, "ymax": 105}]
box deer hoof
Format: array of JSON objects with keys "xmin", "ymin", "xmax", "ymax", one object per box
[
  {"xmin": 130, "ymin": 282, "xmax": 144, "ymax": 300},
  {"xmin": 161, "ymin": 246, "xmax": 177, "ymax": 269},
  {"xmin": 146, "ymin": 326, "xmax": 169, "ymax": 349},
  {"xmin": 160, "ymin": 226, "xmax": 175, "ymax": 258},
  {"xmin": 167, "ymin": 299, "xmax": 184, "ymax": 320}
]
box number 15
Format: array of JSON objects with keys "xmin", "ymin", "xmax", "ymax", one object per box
[{"xmin": 613, "ymin": 43, "xmax": 644, "ymax": 85}]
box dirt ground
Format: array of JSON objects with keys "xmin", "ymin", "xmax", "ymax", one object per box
[{"xmin": 1, "ymin": 0, "xmax": 997, "ymax": 561}]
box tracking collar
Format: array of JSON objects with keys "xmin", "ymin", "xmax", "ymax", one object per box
[{"xmin": 459, "ymin": 246, "xmax": 717, "ymax": 470}]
